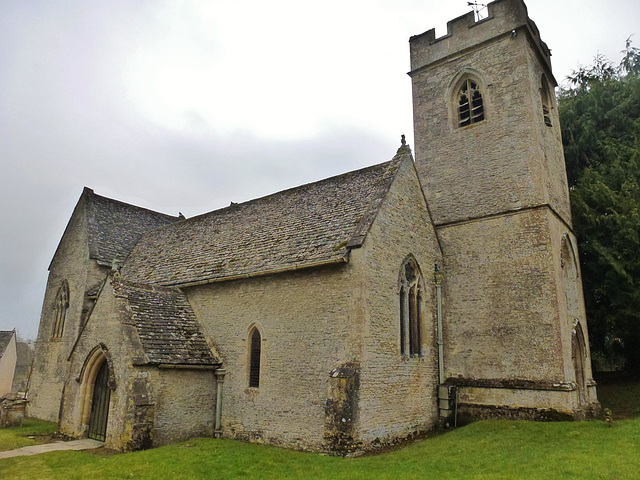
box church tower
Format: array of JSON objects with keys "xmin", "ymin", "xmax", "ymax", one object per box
[{"xmin": 409, "ymin": 0, "xmax": 599, "ymax": 419}]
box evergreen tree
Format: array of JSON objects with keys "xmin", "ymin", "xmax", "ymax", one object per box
[{"xmin": 559, "ymin": 39, "xmax": 640, "ymax": 374}]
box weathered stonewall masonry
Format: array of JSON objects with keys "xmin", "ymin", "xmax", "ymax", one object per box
[{"xmin": 28, "ymin": 0, "xmax": 599, "ymax": 454}]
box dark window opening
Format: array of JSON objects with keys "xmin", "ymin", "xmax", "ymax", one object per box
[
  {"xmin": 249, "ymin": 328, "xmax": 261, "ymax": 388},
  {"xmin": 541, "ymin": 76, "xmax": 553, "ymax": 127},
  {"xmin": 458, "ymin": 79, "xmax": 485, "ymax": 127},
  {"xmin": 414, "ymin": 290, "xmax": 423, "ymax": 355},
  {"xmin": 542, "ymin": 105, "xmax": 552, "ymax": 126},
  {"xmin": 52, "ymin": 281, "xmax": 69, "ymax": 338},
  {"xmin": 399, "ymin": 287, "xmax": 406, "ymax": 354}
]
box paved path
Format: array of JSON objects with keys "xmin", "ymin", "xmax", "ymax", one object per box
[{"xmin": 0, "ymin": 438, "xmax": 103, "ymax": 459}]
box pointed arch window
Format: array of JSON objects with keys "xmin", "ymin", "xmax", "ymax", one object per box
[
  {"xmin": 248, "ymin": 328, "xmax": 261, "ymax": 388},
  {"xmin": 541, "ymin": 75, "xmax": 553, "ymax": 127},
  {"xmin": 458, "ymin": 78, "xmax": 485, "ymax": 127},
  {"xmin": 52, "ymin": 280, "xmax": 69, "ymax": 338},
  {"xmin": 399, "ymin": 258, "xmax": 423, "ymax": 357},
  {"xmin": 561, "ymin": 235, "xmax": 580, "ymax": 316}
]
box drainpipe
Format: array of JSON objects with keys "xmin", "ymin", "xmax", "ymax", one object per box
[
  {"xmin": 214, "ymin": 368, "xmax": 226, "ymax": 438},
  {"xmin": 435, "ymin": 267, "xmax": 444, "ymax": 385}
]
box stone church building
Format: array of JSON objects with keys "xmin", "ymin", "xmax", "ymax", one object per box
[{"xmin": 29, "ymin": 0, "xmax": 599, "ymax": 453}]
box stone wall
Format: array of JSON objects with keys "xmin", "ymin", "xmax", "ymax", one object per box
[
  {"xmin": 409, "ymin": 0, "xmax": 597, "ymax": 418},
  {"xmin": 58, "ymin": 280, "xmax": 139, "ymax": 449},
  {"xmin": 524, "ymin": 40, "xmax": 572, "ymax": 224},
  {"xmin": 186, "ymin": 262, "xmax": 358, "ymax": 451},
  {"xmin": 409, "ymin": 0, "xmax": 550, "ymax": 75},
  {"xmin": 547, "ymin": 214, "xmax": 598, "ymax": 411},
  {"xmin": 57, "ymin": 279, "xmax": 218, "ymax": 451},
  {"xmin": 29, "ymin": 197, "xmax": 93, "ymax": 422},
  {"xmin": 150, "ymin": 368, "xmax": 216, "ymax": 446},
  {"xmin": 438, "ymin": 208, "xmax": 565, "ymax": 384},
  {"xmin": 185, "ymin": 154, "xmax": 444, "ymax": 452},
  {"xmin": 436, "ymin": 207, "xmax": 598, "ymax": 416},
  {"xmin": 354, "ymin": 154, "xmax": 442, "ymax": 446},
  {"xmin": 410, "ymin": 4, "xmax": 569, "ymax": 225}
]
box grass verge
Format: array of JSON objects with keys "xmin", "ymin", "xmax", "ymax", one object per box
[
  {"xmin": 1, "ymin": 381, "xmax": 637, "ymax": 479},
  {"xmin": 1, "ymin": 417, "xmax": 639, "ymax": 480},
  {"xmin": 0, "ymin": 418, "xmax": 58, "ymax": 452}
]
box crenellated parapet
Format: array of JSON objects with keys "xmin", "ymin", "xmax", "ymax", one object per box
[{"xmin": 409, "ymin": 0, "xmax": 552, "ymax": 79}]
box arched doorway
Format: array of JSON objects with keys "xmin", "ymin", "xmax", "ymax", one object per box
[{"xmin": 88, "ymin": 360, "xmax": 111, "ymax": 441}]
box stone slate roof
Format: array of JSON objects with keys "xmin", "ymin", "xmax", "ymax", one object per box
[
  {"xmin": 84, "ymin": 188, "xmax": 180, "ymax": 267},
  {"xmin": 112, "ymin": 278, "xmax": 219, "ymax": 366},
  {"xmin": 0, "ymin": 331, "xmax": 14, "ymax": 358},
  {"xmin": 122, "ymin": 153, "xmax": 406, "ymax": 286}
]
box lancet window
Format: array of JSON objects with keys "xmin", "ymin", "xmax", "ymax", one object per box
[
  {"xmin": 541, "ymin": 75, "xmax": 553, "ymax": 127},
  {"xmin": 249, "ymin": 327, "xmax": 261, "ymax": 388},
  {"xmin": 52, "ymin": 280, "xmax": 69, "ymax": 338},
  {"xmin": 399, "ymin": 257, "xmax": 423, "ymax": 357}
]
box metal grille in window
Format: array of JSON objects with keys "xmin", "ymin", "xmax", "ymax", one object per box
[
  {"xmin": 249, "ymin": 329, "xmax": 261, "ymax": 388},
  {"xmin": 458, "ymin": 79, "xmax": 485, "ymax": 127}
]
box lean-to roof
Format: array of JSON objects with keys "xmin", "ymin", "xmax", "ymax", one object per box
[{"xmin": 113, "ymin": 278, "xmax": 219, "ymax": 366}]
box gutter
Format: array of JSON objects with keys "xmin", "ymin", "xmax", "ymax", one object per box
[{"xmin": 156, "ymin": 363, "xmax": 221, "ymax": 370}]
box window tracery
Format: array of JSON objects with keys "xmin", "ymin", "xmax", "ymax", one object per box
[
  {"xmin": 458, "ymin": 78, "xmax": 485, "ymax": 127},
  {"xmin": 399, "ymin": 257, "xmax": 423, "ymax": 357}
]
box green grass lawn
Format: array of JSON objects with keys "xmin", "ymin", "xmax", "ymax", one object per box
[
  {"xmin": 0, "ymin": 418, "xmax": 57, "ymax": 452},
  {"xmin": 0, "ymin": 382, "xmax": 637, "ymax": 479},
  {"xmin": 1, "ymin": 418, "xmax": 638, "ymax": 479}
]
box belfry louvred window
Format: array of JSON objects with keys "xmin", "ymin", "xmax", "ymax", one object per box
[{"xmin": 458, "ymin": 79, "xmax": 485, "ymax": 127}]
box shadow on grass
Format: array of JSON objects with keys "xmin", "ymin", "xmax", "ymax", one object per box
[{"xmin": 594, "ymin": 374, "xmax": 640, "ymax": 419}]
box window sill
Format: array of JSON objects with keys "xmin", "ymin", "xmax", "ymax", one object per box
[
  {"xmin": 401, "ymin": 354, "xmax": 424, "ymax": 360},
  {"xmin": 458, "ymin": 119, "xmax": 486, "ymax": 130}
]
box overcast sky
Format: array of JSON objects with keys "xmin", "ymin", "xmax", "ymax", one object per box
[{"xmin": 1, "ymin": 0, "xmax": 637, "ymax": 340}]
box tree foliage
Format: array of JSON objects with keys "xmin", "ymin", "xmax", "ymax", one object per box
[{"xmin": 559, "ymin": 39, "xmax": 640, "ymax": 372}]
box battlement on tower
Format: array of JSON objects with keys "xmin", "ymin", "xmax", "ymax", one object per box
[{"xmin": 409, "ymin": 0, "xmax": 552, "ymax": 76}]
